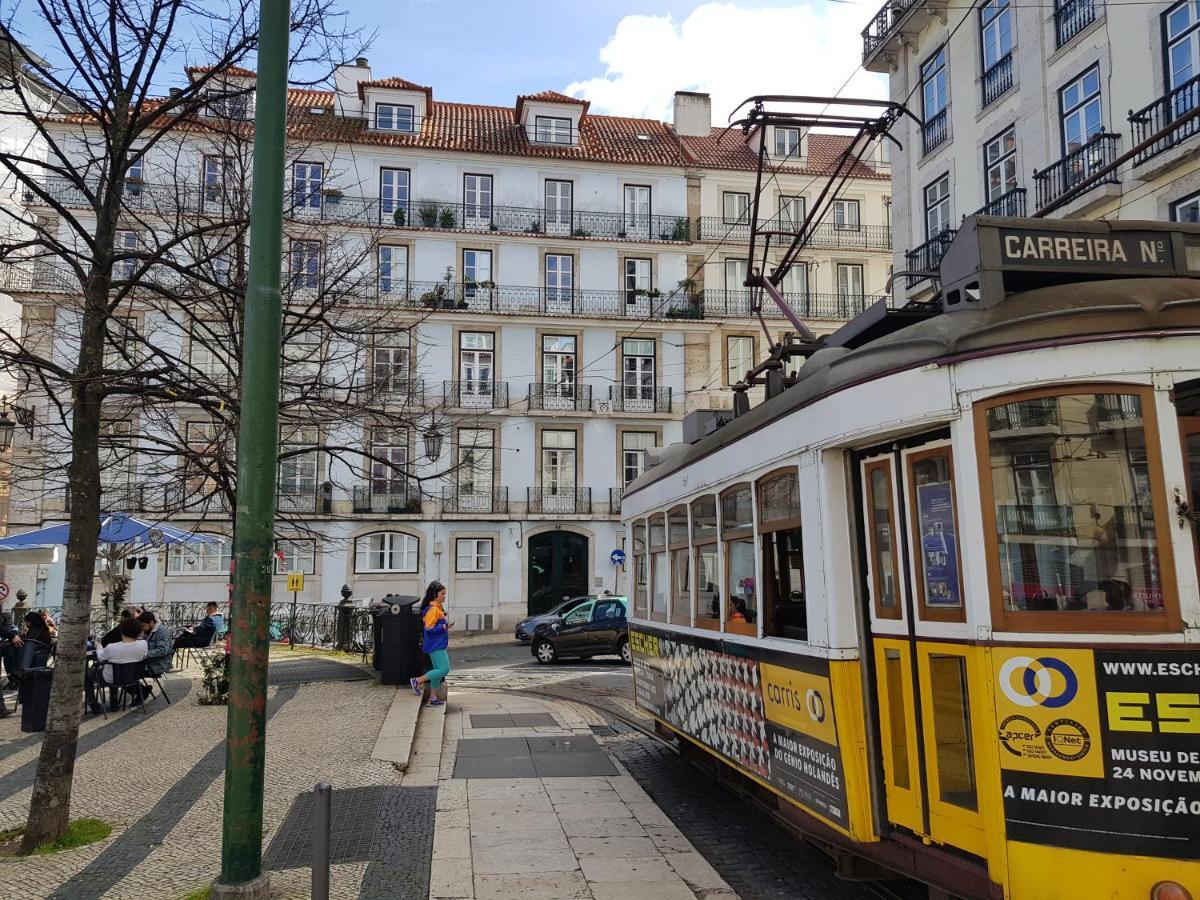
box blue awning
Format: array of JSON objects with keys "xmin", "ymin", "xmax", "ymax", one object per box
[{"xmin": 0, "ymin": 514, "xmax": 226, "ymax": 551}]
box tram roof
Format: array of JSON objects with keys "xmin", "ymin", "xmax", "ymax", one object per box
[{"xmin": 626, "ymin": 274, "xmax": 1200, "ymax": 498}]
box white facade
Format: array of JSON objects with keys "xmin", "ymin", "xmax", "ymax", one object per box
[
  {"xmin": 3, "ymin": 62, "xmax": 891, "ymax": 629},
  {"xmin": 863, "ymin": 0, "xmax": 1200, "ymax": 300}
]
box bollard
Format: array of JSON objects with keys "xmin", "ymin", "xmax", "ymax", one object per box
[{"xmin": 312, "ymin": 782, "xmax": 332, "ymax": 900}]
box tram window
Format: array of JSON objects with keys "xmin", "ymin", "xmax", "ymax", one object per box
[
  {"xmin": 929, "ymin": 654, "xmax": 978, "ymax": 812},
  {"xmin": 722, "ymin": 483, "xmax": 757, "ymax": 635},
  {"xmin": 865, "ymin": 461, "xmax": 902, "ymax": 620},
  {"xmin": 669, "ymin": 505, "xmax": 691, "ymax": 625},
  {"xmin": 906, "ymin": 446, "xmax": 965, "ymax": 622},
  {"xmin": 692, "ymin": 496, "xmax": 720, "ymax": 629},
  {"xmin": 650, "ymin": 513, "xmax": 668, "ymax": 619},
  {"xmin": 978, "ymin": 387, "xmax": 1177, "ymax": 630},
  {"xmin": 883, "ymin": 650, "xmax": 911, "ymax": 790},
  {"xmin": 758, "ymin": 470, "xmax": 806, "ymax": 640},
  {"xmin": 632, "ymin": 519, "xmax": 648, "ymax": 616}
]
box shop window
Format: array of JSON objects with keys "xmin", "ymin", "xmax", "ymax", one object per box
[
  {"xmin": 758, "ymin": 470, "xmax": 805, "ymax": 640},
  {"xmin": 977, "ymin": 387, "xmax": 1176, "ymax": 631},
  {"xmin": 691, "ymin": 496, "xmax": 719, "ymax": 629},
  {"xmin": 721, "ymin": 484, "xmax": 756, "ymax": 635}
]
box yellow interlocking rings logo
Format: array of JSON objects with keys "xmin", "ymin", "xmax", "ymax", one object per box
[{"xmin": 998, "ymin": 656, "xmax": 1078, "ymax": 709}]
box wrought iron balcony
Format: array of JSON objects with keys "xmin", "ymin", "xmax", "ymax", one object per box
[
  {"xmin": 974, "ymin": 187, "xmax": 1027, "ymax": 217},
  {"xmin": 700, "ymin": 290, "xmax": 884, "ymax": 321},
  {"xmin": 528, "ymin": 382, "xmax": 593, "ymax": 412},
  {"xmin": 1113, "ymin": 504, "xmax": 1156, "ymax": 540},
  {"xmin": 1033, "ymin": 132, "xmax": 1120, "ymax": 211},
  {"xmin": 998, "ymin": 504, "xmax": 1076, "ymax": 537},
  {"xmin": 361, "ymin": 377, "xmax": 427, "ymax": 407},
  {"xmin": 1129, "ymin": 74, "xmax": 1200, "ymax": 167},
  {"xmin": 861, "ymin": 0, "xmax": 923, "ymax": 63},
  {"xmin": 277, "ymin": 485, "xmax": 327, "ymax": 515},
  {"xmin": 606, "ymin": 386, "xmax": 673, "ymax": 414},
  {"xmin": 987, "ymin": 398, "xmax": 1059, "ymax": 431},
  {"xmin": 923, "ymin": 109, "xmax": 949, "ymax": 155},
  {"xmin": 982, "ymin": 53, "xmax": 1014, "ymax": 108},
  {"xmin": 528, "ymin": 487, "xmax": 592, "ymax": 515},
  {"xmin": 443, "ymin": 380, "xmax": 510, "ymax": 411},
  {"xmin": 1055, "ymin": 0, "xmax": 1097, "ymax": 48},
  {"xmin": 904, "ymin": 230, "xmax": 956, "ymax": 288},
  {"xmin": 1094, "ymin": 393, "xmax": 1141, "ymax": 423},
  {"xmin": 442, "ymin": 486, "xmax": 509, "ymax": 515},
  {"xmin": 351, "ymin": 483, "xmax": 421, "ymax": 514},
  {"xmin": 609, "ymin": 487, "xmax": 623, "ymax": 516},
  {"xmin": 695, "ymin": 217, "xmax": 891, "ymax": 250}
]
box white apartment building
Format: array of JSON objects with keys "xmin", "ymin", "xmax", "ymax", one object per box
[
  {"xmin": 861, "ymin": 0, "xmax": 1200, "ymax": 300},
  {"xmin": 3, "ymin": 60, "xmax": 891, "ymax": 629}
]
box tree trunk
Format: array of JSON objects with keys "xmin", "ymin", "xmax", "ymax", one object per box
[{"xmin": 20, "ymin": 258, "xmax": 115, "ymax": 852}]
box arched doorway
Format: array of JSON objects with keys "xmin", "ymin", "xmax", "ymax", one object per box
[{"xmin": 527, "ymin": 530, "xmax": 589, "ymax": 615}]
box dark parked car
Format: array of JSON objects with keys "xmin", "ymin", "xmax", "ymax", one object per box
[
  {"xmin": 531, "ymin": 596, "xmax": 630, "ymax": 665},
  {"xmin": 515, "ymin": 593, "xmax": 619, "ymax": 642}
]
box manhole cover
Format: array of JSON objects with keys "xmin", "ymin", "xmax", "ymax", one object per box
[{"xmin": 590, "ymin": 725, "xmax": 618, "ymax": 737}]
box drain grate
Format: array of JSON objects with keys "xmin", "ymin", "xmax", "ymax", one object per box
[{"xmin": 590, "ymin": 725, "xmax": 619, "ymax": 737}]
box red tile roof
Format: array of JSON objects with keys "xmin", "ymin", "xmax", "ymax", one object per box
[
  {"xmin": 513, "ymin": 90, "xmax": 590, "ymax": 123},
  {"xmin": 357, "ymin": 77, "xmax": 433, "ymax": 104},
  {"xmin": 186, "ymin": 65, "xmax": 257, "ymax": 79},
  {"xmin": 680, "ymin": 128, "xmax": 886, "ymax": 180}
]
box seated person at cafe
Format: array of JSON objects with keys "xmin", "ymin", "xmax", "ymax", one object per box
[
  {"xmin": 23, "ymin": 611, "xmax": 54, "ymax": 646},
  {"xmin": 100, "ymin": 609, "xmax": 136, "ymax": 647},
  {"xmin": 86, "ymin": 618, "xmax": 147, "ymax": 714},
  {"xmin": 138, "ymin": 610, "xmax": 172, "ymax": 685},
  {"xmin": 173, "ymin": 602, "xmax": 223, "ymax": 650},
  {"xmin": 0, "ymin": 612, "xmax": 21, "ymax": 718}
]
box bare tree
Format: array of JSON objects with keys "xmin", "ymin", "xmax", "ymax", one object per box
[{"xmin": 0, "ymin": 0, "xmax": 368, "ymax": 851}]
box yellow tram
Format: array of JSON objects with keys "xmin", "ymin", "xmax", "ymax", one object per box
[{"xmin": 621, "ymin": 217, "xmax": 1200, "ymax": 899}]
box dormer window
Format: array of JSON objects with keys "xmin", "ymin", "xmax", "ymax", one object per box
[
  {"xmin": 534, "ymin": 115, "xmax": 573, "ymax": 144},
  {"xmin": 774, "ymin": 127, "xmax": 801, "ymax": 158},
  {"xmin": 375, "ymin": 103, "xmax": 415, "ymax": 132},
  {"xmin": 206, "ymin": 93, "xmax": 250, "ymax": 120}
]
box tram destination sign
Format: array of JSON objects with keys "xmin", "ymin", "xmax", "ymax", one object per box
[
  {"xmin": 997, "ymin": 227, "xmax": 1175, "ymax": 272},
  {"xmin": 993, "ymin": 647, "xmax": 1200, "ymax": 860}
]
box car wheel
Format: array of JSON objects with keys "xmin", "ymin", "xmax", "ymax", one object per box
[
  {"xmin": 618, "ymin": 637, "xmax": 631, "ymax": 665},
  {"xmin": 534, "ymin": 640, "xmax": 558, "ymax": 664}
]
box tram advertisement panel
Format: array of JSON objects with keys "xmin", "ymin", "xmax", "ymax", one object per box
[
  {"xmin": 993, "ymin": 647, "xmax": 1200, "ymax": 860},
  {"xmin": 629, "ymin": 626, "xmax": 849, "ymax": 829}
]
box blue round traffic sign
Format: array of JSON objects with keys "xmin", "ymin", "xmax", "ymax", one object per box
[{"xmin": 610, "ymin": 549, "xmax": 626, "ymax": 566}]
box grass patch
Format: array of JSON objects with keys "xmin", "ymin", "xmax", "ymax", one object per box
[
  {"xmin": 179, "ymin": 887, "xmax": 211, "ymax": 900},
  {"xmin": 0, "ymin": 817, "xmax": 112, "ymax": 857}
]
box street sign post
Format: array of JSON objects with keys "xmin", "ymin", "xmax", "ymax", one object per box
[
  {"xmin": 0, "ymin": 582, "xmax": 10, "ymax": 605},
  {"xmin": 610, "ymin": 549, "xmax": 626, "ymax": 567},
  {"xmin": 286, "ymin": 572, "xmax": 303, "ymax": 649}
]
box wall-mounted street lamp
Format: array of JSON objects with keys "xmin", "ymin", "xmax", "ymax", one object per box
[
  {"xmin": 0, "ymin": 403, "xmax": 34, "ymax": 452},
  {"xmin": 422, "ymin": 429, "xmax": 443, "ymax": 462}
]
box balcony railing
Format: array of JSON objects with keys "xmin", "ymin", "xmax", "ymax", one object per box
[
  {"xmin": 443, "ymin": 380, "xmax": 509, "ymax": 410},
  {"xmin": 528, "ymin": 382, "xmax": 593, "ymax": 412},
  {"xmin": 982, "ymin": 53, "xmax": 1014, "ymax": 108},
  {"xmin": 1055, "ymin": 0, "xmax": 1097, "ymax": 48},
  {"xmin": 362, "ymin": 378, "xmax": 427, "ymax": 407},
  {"xmin": 695, "ymin": 217, "xmax": 891, "ymax": 250},
  {"xmin": 442, "ymin": 486, "xmax": 509, "ymax": 515},
  {"xmin": 1033, "ymin": 133, "xmax": 1120, "ymax": 211},
  {"xmin": 861, "ymin": 0, "xmax": 922, "ymax": 61},
  {"xmin": 974, "ymin": 187, "xmax": 1027, "ymax": 218},
  {"xmin": 923, "ymin": 108, "xmax": 948, "ymax": 155},
  {"xmin": 277, "ymin": 485, "xmax": 326, "ymax": 515},
  {"xmin": 1094, "ymin": 393, "xmax": 1141, "ymax": 423},
  {"xmin": 609, "ymin": 487, "xmax": 623, "ymax": 516},
  {"xmin": 351, "ymin": 483, "xmax": 421, "ymax": 514},
  {"xmin": 998, "ymin": 504, "xmax": 1076, "ymax": 537},
  {"xmin": 370, "ymin": 281, "xmax": 699, "ymax": 320},
  {"xmin": 528, "ymin": 487, "xmax": 592, "ymax": 515},
  {"xmin": 700, "ymin": 290, "xmax": 885, "ymax": 320},
  {"xmin": 607, "ymin": 386, "xmax": 673, "ymax": 414},
  {"xmin": 1129, "ymin": 74, "xmax": 1200, "ymax": 167},
  {"xmin": 904, "ymin": 229, "xmax": 956, "ymax": 288},
  {"xmin": 987, "ymin": 398, "xmax": 1060, "ymax": 431},
  {"xmin": 1113, "ymin": 504, "xmax": 1156, "ymax": 540},
  {"xmin": 21, "ymin": 176, "xmax": 691, "ymax": 244}
]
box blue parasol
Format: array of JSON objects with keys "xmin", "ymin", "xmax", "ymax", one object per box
[{"xmin": 0, "ymin": 513, "xmax": 225, "ymax": 551}]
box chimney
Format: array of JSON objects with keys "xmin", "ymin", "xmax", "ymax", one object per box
[
  {"xmin": 673, "ymin": 91, "xmax": 711, "ymax": 138},
  {"xmin": 334, "ymin": 58, "xmax": 372, "ymax": 116}
]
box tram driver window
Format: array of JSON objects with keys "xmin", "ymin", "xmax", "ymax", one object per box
[
  {"xmin": 979, "ymin": 388, "xmax": 1176, "ymax": 629},
  {"xmin": 632, "ymin": 519, "xmax": 648, "ymax": 617},
  {"xmin": 722, "ymin": 484, "xmax": 757, "ymax": 636},
  {"xmin": 758, "ymin": 469, "xmax": 806, "ymax": 640},
  {"xmin": 692, "ymin": 495, "xmax": 720, "ymax": 630}
]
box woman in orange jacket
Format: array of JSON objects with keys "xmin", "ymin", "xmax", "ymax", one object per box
[{"xmin": 410, "ymin": 581, "xmax": 450, "ymax": 707}]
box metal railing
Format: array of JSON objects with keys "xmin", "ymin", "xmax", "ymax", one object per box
[
  {"xmin": 982, "ymin": 53, "xmax": 1014, "ymax": 108},
  {"xmin": 998, "ymin": 504, "xmax": 1076, "ymax": 537},
  {"xmin": 700, "ymin": 290, "xmax": 883, "ymax": 320},
  {"xmin": 528, "ymin": 487, "xmax": 592, "ymax": 515},
  {"xmin": 1033, "ymin": 132, "xmax": 1120, "ymax": 210},
  {"xmin": 695, "ymin": 217, "xmax": 891, "ymax": 249},
  {"xmin": 528, "ymin": 382, "xmax": 593, "ymax": 412},
  {"xmin": 1055, "ymin": 0, "xmax": 1097, "ymax": 48},
  {"xmin": 367, "ymin": 280, "xmax": 698, "ymax": 320},
  {"xmin": 904, "ymin": 229, "xmax": 956, "ymax": 288},
  {"xmin": 1094, "ymin": 393, "xmax": 1141, "ymax": 423},
  {"xmin": 361, "ymin": 378, "xmax": 427, "ymax": 407},
  {"xmin": 923, "ymin": 108, "xmax": 949, "ymax": 155},
  {"xmin": 609, "ymin": 487, "xmax": 623, "ymax": 515},
  {"xmin": 607, "ymin": 386, "xmax": 673, "ymax": 414},
  {"xmin": 1129, "ymin": 74, "xmax": 1200, "ymax": 166},
  {"xmin": 974, "ymin": 187, "xmax": 1027, "ymax": 217},
  {"xmin": 442, "ymin": 486, "xmax": 509, "ymax": 515},
  {"xmin": 987, "ymin": 398, "xmax": 1059, "ymax": 431},
  {"xmin": 1113, "ymin": 504, "xmax": 1156, "ymax": 540},
  {"xmin": 861, "ymin": 0, "xmax": 921, "ymax": 61},
  {"xmin": 277, "ymin": 485, "xmax": 327, "ymax": 515},
  {"xmin": 442, "ymin": 380, "xmax": 510, "ymax": 410},
  {"xmin": 351, "ymin": 484, "xmax": 422, "ymax": 514}
]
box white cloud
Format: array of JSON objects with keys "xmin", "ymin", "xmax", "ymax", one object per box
[{"xmin": 565, "ymin": 2, "xmax": 887, "ymax": 124}]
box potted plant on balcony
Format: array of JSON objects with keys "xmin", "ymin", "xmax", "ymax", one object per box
[
  {"xmin": 418, "ymin": 201, "xmax": 439, "ymax": 227},
  {"xmin": 322, "ymin": 187, "xmax": 344, "ymax": 206},
  {"xmin": 420, "ymin": 288, "xmax": 443, "ymax": 308},
  {"xmin": 526, "ymin": 220, "xmax": 542, "ymax": 234},
  {"xmin": 670, "ymin": 217, "xmax": 689, "ymax": 241},
  {"xmin": 438, "ymin": 207, "xmax": 457, "ymax": 229},
  {"xmin": 571, "ymin": 226, "xmax": 591, "ymax": 238},
  {"xmin": 392, "ymin": 206, "xmax": 407, "ymax": 226}
]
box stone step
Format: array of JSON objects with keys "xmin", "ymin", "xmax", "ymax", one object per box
[{"xmin": 371, "ymin": 686, "xmax": 423, "ymax": 771}]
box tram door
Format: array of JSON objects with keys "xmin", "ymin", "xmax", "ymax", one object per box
[{"xmin": 860, "ymin": 447, "xmax": 988, "ymax": 859}]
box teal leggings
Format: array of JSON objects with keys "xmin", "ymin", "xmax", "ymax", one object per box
[{"xmin": 424, "ymin": 649, "xmax": 451, "ymax": 689}]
